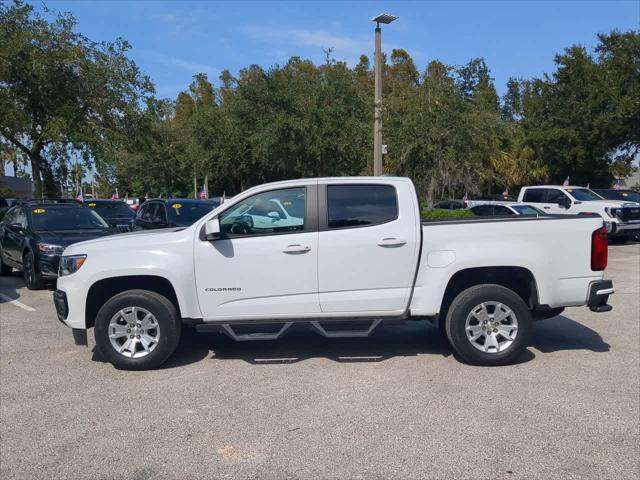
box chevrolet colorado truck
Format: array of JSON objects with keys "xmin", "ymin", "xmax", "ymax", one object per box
[
  {"xmin": 518, "ymin": 185, "xmax": 640, "ymax": 238},
  {"xmin": 54, "ymin": 177, "xmax": 614, "ymax": 370}
]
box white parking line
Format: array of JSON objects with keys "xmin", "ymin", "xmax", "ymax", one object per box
[{"xmin": 0, "ymin": 293, "xmax": 36, "ymax": 312}]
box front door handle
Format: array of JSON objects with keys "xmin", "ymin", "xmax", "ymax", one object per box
[
  {"xmin": 543, "ymin": 206, "xmax": 551, "ymax": 209},
  {"xmin": 378, "ymin": 237, "xmax": 407, "ymax": 247},
  {"xmin": 282, "ymin": 244, "xmax": 311, "ymax": 254}
]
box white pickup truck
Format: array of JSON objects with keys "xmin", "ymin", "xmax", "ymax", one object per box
[
  {"xmin": 518, "ymin": 185, "xmax": 640, "ymax": 238},
  {"xmin": 54, "ymin": 177, "xmax": 614, "ymax": 370}
]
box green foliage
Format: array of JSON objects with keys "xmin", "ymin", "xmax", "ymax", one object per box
[
  {"xmin": 0, "ymin": 1, "xmax": 153, "ymax": 196},
  {"xmin": 516, "ymin": 30, "xmax": 639, "ymax": 186},
  {"xmin": 1, "ymin": 0, "xmax": 637, "ymax": 199},
  {"xmin": 421, "ymin": 208, "xmax": 475, "ymax": 220}
]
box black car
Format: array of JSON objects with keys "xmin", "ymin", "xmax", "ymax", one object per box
[
  {"xmin": 133, "ymin": 198, "xmax": 221, "ymax": 230},
  {"xmin": 84, "ymin": 199, "xmax": 136, "ymax": 232},
  {"xmin": 593, "ymin": 189, "xmax": 640, "ymax": 203},
  {"xmin": 433, "ymin": 200, "xmax": 466, "ymax": 210},
  {"xmin": 0, "ymin": 202, "xmax": 113, "ymax": 289}
]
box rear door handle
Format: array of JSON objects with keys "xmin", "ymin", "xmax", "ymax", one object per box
[
  {"xmin": 378, "ymin": 237, "xmax": 407, "ymax": 247},
  {"xmin": 282, "ymin": 244, "xmax": 311, "ymax": 254}
]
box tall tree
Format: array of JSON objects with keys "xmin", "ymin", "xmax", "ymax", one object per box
[{"xmin": 0, "ymin": 1, "xmax": 153, "ymax": 196}]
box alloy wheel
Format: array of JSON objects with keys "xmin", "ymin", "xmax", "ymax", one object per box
[
  {"xmin": 108, "ymin": 306, "xmax": 161, "ymax": 359},
  {"xmin": 464, "ymin": 301, "xmax": 518, "ymax": 354}
]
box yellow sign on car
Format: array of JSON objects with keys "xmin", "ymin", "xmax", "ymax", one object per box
[
  {"xmin": 172, "ymin": 203, "xmax": 182, "ymax": 209},
  {"xmin": 33, "ymin": 208, "xmax": 46, "ymax": 214}
]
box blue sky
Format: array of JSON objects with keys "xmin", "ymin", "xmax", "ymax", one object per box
[{"xmin": 35, "ymin": 0, "xmax": 639, "ymax": 99}]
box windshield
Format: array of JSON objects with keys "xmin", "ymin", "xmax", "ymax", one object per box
[
  {"xmin": 597, "ymin": 190, "xmax": 640, "ymax": 202},
  {"xmin": 565, "ymin": 188, "xmax": 603, "ymax": 201},
  {"xmin": 168, "ymin": 201, "xmax": 219, "ymax": 225},
  {"xmin": 30, "ymin": 207, "xmax": 110, "ymax": 231},
  {"xmin": 87, "ymin": 202, "xmax": 135, "ymax": 220},
  {"xmin": 512, "ymin": 205, "xmax": 546, "ymax": 216}
]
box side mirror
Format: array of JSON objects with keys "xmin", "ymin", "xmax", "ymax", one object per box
[
  {"xmin": 267, "ymin": 211, "xmax": 280, "ymax": 220},
  {"xmin": 204, "ymin": 218, "xmax": 221, "ymax": 241},
  {"xmin": 8, "ymin": 223, "xmax": 23, "ymax": 233}
]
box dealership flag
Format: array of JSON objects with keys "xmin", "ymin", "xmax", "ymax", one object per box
[
  {"xmin": 75, "ymin": 188, "xmax": 83, "ymax": 202},
  {"xmin": 199, "ymin": 185, "xmax": 207, "ymax": 199},
  {"xmin": 562, "ymin": 176, "xmax": 570, "ymax": 187}
]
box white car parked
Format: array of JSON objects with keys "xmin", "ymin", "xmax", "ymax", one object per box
[
  {"xmin": 518, "ymin": 185, "xmax": 640, "ymax": 237},
  {"xmin": 469, "ymin": 202, "xmax": 546, "ymax": 217},
  {"xmin": 54, "ymin": 177, "xmax": 614, "ymax": 370}
]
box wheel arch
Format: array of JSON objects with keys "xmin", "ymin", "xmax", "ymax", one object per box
[
  {"xmin": 438, "ymin": 266, "xmax": 539, "ymax": 326},
  {"xmin": 85, "ymin": 275, "xmax": 181, "ymax": 329}
]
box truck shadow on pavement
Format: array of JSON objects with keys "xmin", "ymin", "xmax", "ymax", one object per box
[
  {"xmin": 147, "ymin": 314, "xmax": 609, "ymax": 368},
  {"xmin": 531, "ymin": 315, "xmax": 611, "ymax": 353}
]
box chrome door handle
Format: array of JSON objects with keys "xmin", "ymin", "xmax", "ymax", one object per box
[
  {"xmin": 377, "ymin": 237, "xmax": 407, "ymax": 247},
  {"xmin": 282, "ymin": 244, "xmax": 311, "ymax": 254}
]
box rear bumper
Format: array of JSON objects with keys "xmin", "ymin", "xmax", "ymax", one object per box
[{"xmin": 587, "ymin": 280, "xmax": 614, "ymax": 312}]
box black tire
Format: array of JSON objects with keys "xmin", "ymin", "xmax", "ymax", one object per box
[
  {"xmin": 23, "ymin": 251, "xmax": 43, "ymax": 290},
  {"xmin": 445, "ymin": 284, "xmax": 532, "ymax": 366},
  {"xmin": 0, "ymin": 249, "xmax": 11, "ymax": 275},
  {"xmin": 94, "ymin": 289, "xmax": 181, "ymax": 370}
]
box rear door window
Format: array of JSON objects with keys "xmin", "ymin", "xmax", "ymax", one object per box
[
  {"xmin": 327, "ymin": 184, "xmax": 398, "ymax": 229},
  {"xmin": 522, "ymin": 189, "xmax": 546, "ymax": 203}
]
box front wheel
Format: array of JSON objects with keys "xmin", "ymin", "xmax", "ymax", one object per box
[
  {"xmin": 445, "ymin": 284, "xmax": 532, "ymax": 366},
  {"xmin": 0, "ymin": 249, "xmax": 12, "ymax": 275},
  {"xmin": 23, "ymin": 251, "xmax": 43, "ymax": 290},
  {"xmin": 94, "ymin": 289, "xmax": 181, "ymax": 370}
]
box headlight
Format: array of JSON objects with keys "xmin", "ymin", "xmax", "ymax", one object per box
[
  {"xmin": 36, "ymin": 243, "xmax": 65, "ymax": 255},
  {"xmin": 604, "ymin": 207, "xmax": 619, "ymax": 218},
  {"xmin": 59, "ymin": 255, "xmax": 87, "ymax": 277}
]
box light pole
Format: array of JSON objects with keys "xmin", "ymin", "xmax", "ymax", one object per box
[{"xmin": 372, "ymin": 12, "xmax": 398, "ymax": 176}]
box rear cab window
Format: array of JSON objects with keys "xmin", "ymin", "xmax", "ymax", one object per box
[
  {"xmin": 326, "ymin": 184, "xmax": 398, "ymax": 229},
  {"xmin": 522, "ymin": 189, "xmax": 546, "ymax": 203}
]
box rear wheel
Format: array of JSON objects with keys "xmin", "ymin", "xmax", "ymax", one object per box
[
  {"xmin": 445, "ymin": 284, "xmax": 531, "ymax": 366},
  {"xmin": 94, "ymin": 289, "xmax": 181, "ymax": 370},
  {"xmin": 23, "ymin": 251, "xmax": 43, "ymax": 290}
]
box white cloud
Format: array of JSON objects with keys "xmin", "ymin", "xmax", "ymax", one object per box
[
  {"xmin": 149, "ymin": 52, "xmax": 219, "ymax": 77},
  {"xmin": 242, "ymin": 25, "xmax": 409, "ymax": 65}
]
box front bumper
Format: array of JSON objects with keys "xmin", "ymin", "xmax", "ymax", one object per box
[
  {"xmin": 38, "ymin": 254, "xmax": 60, "ymax": 278},
  {"xmin": 609, "ymin": 221, "xmax": 640, "ymax": 236},
  {"xmin": 53, "ymin": 289, "xmax": 88, "ymax": 345},
  {"xmin": 587, "ymin": 280, "xmax": 614, "ymax": 312},
  {"xmin": 53, "ymin": 289, "xmax": 68, "ymax": 322}
]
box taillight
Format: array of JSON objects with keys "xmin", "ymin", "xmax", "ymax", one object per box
[{"xmin": 591, "ymin": 226, "xmax": 608, "ymax": 271}]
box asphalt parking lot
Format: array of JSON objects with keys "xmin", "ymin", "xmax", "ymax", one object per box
[{"xmin": 1, "ymin": 244, "xmax": 638, "ymax": 480}]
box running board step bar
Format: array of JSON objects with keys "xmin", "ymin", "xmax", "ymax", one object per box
[
  {"xmin": 213, "ymin": 319, "xmax": 383, "ymax": 341},
  {"xmin": 310, "ymin": 319, "xmax": 381, "ymax": 338},
  {"xmin": 220, "ymin": 322, "xmax": 293, "ymax": 341}
]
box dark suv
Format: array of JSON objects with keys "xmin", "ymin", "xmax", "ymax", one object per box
[
  {"xmin": 132, "ymin": 198, "xmax": 220, "ymax": 230},
  {"xmin": 0, "ymin": 202, "xmax": 113, "ymax": 289},
  {"xmin": 84, "ymin": 199, "xmax": 136, "ymax": 232}
]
